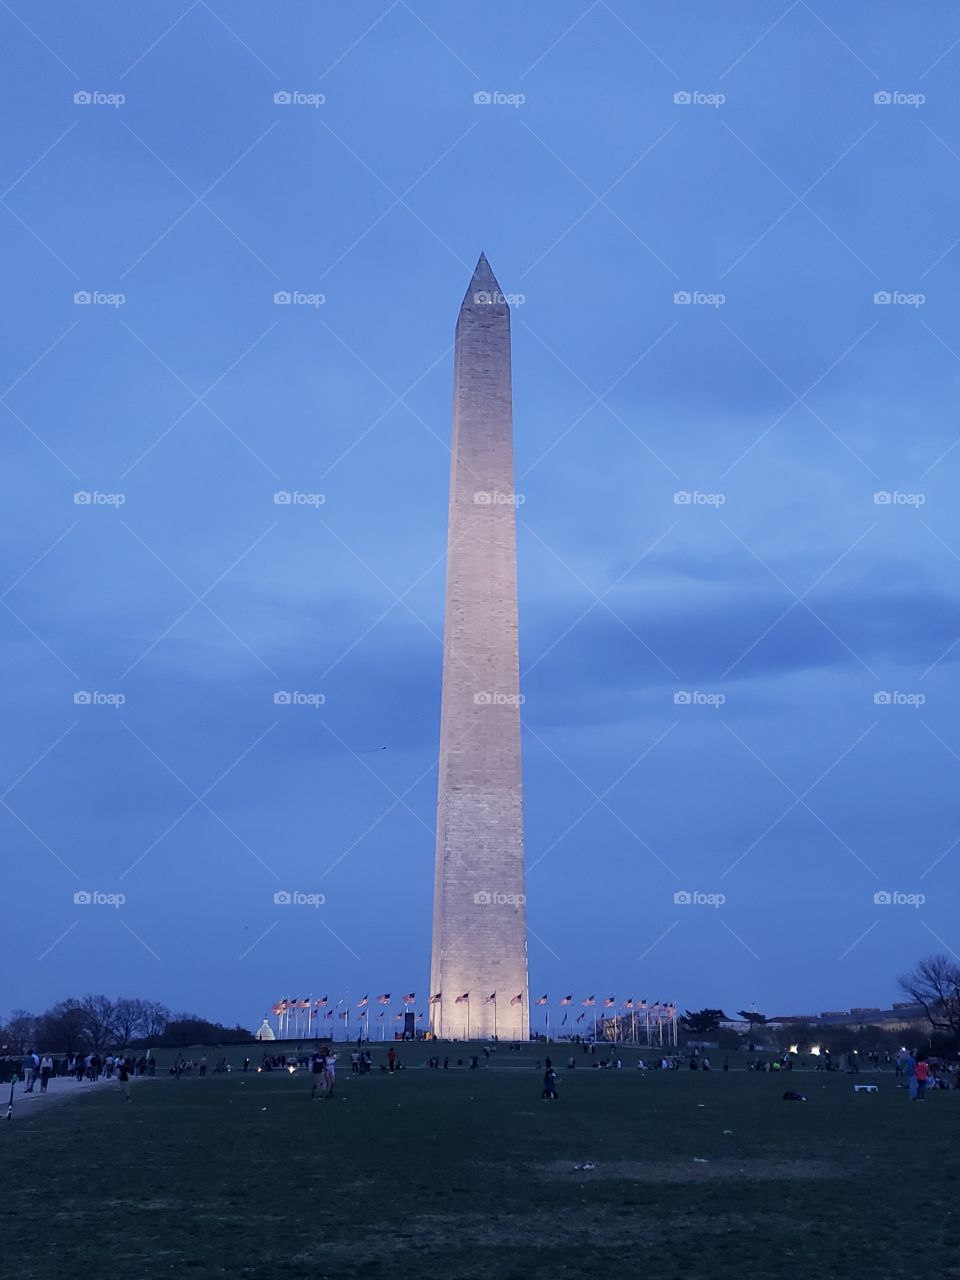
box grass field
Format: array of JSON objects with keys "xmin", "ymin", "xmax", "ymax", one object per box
[{"xmin": 3, "ymin": 1044, "xmax": 956, "ymax": 1278}]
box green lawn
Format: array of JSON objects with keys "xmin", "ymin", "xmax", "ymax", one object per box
[{"xmin": 3, "ymin": 1047, "xmax": 956, "ymax": 1278}]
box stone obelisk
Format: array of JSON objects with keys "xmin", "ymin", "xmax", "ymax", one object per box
[{"xmin": 429, "ymin": 254, "xmax": 528, "ymax": 1041}]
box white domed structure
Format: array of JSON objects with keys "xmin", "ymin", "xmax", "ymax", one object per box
[{"xmin": 255, "ymin": 1018, "xmax": 276, "ymax": 1041}]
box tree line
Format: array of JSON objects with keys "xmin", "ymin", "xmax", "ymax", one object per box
[
  {"xmin": 0, "ymin": 996, "xmax": 254, "ymax": 1055},
  {"xmin": 679, "ymin": 953, "xmax": 960, "ymax": 1053}
]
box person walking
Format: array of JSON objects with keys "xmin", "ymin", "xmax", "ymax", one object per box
[
  {"xmin": 21, "ymin": 1052, "xmax": 36, "ymax": 1093},
  {"xmin": 117, "ymin": 1057, "xmax": 132, "ymax": 1101},
  {"xmin": 387, "ymin": 1047, "xmax": 396, "ymax": 1073},
  {"xmin": 39, "ymin": 1054, "xmax": 53, "ymax": 1093},
  {"xmin": 541, "ymin": 1067, "xmax": 559, "ymax": 1100}
]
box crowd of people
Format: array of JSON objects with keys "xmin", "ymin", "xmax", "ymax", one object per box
[
  {"xmin": 7, "ymin": 1039, "xmax": 960, "ymax": 1109},
  {"xmin": 14, "ymin": 1050, "xmax": 155, "ymax": 1090}
]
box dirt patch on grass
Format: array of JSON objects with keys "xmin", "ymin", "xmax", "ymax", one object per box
[{"xmin": 538, "ymin": 1158, "xmax": 840, "ymax": 1183}]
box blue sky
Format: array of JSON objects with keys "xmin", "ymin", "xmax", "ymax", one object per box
[{"xmin": 3, "ymin": 1, "xmax": 960, "ymax": 1028}]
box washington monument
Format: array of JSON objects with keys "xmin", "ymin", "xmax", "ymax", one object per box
[{"xmin": 429, "ymin": 253, "xmax": 529, "ymax": 1041}]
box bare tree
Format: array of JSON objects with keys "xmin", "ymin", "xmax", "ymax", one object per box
[
  {"xmin": 80, "ymin": 995, "xmax": 117, "ymax": 1052},
  {"xmin": 112, "ymin": 997, "xmax": 149, "ymax": 1048},
  {"xmin": 142, "ymin": 1000, "xmax": 171, "ymax": 1041},
  {"xmin": 2, "ymin": 1009, "xmax": 37, "ymax": 1054},
  {"xmin": 899, "ymin": 954, "xmax": 960, "ymax": 1043},
  {"xmin": 37, "ymin": 1000, "xmax": 88, "ymax": 1053}
]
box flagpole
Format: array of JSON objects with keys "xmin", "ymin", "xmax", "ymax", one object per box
[{"xmin": 494, "ymin": 996, "xmax": 498, "ymax": 1041}]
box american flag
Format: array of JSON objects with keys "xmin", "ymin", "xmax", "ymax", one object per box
[
  {"xmin": 485, "ymin": 993, "xmax": 496, "ymax": 1005},
  {"xmin": 624, "ymin": 999, "xmax": 634, "ymax": 1010},
  {"xmin": 559, "ymin": 995, "xmax": 573, "ymax": 1006},
  {"xmin": 357, "ymin": 995, "xmax": 368, "ymax": 1008},
  {"xmin": 298, "ymin": 998, "xmax": 310, "ymax": 1010},
  {"xmin": 603, "ymin": 997, "xmax": 615, "ymax": 1008},
  {"xmin": 455, "ymin": 992, "xmax": 469, "ymax": 1004},
  {"xmin": 324, "ymin": 1010, "xmax": 333, "ymax": 1019},
  {"xmin": 339, "ymin": 1011, "xmax": 348, "ymax": 1020},
  {"xmin": 535, "ymin": 994, "xmax": 548, "ymax": 1006},
  {"xmin": 510, "ymin": 994, "xmax": 522, "ymax": 1006},
  {"xmin": 316, "ymin": 996, "xmax": 328, "ymax": 1007},
  {"xmin": 271, "ymin": 1002, "xmax": 285, "ymax": 1014},
  {"xmin": 430, "ymin": 993, "xmax": 442, "ymax": 1004},
  {"xmin": 583, "ymin": 995, "xmax": 595, "ymax": 1007},
  {"xmin": 576, "ymin": 1012, "xmax": 586, "ymax": 1023},
  {"xmin": 402, "ymin": 992, "xmax": 415, "ymax": 1003},
  {"xmin": 638, "ymin": 999, "xmax": 648, "ymax": 1010},
  {"xmin": 377, "ymin": 994, "xmax": 391, "ymax": 1005}
]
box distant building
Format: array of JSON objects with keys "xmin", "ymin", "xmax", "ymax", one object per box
[
  {"xmin": 768, "ymin": 1005, "xmax": 927, "ymax": 1032},
  {"xmin": 255, "ymin": 1019, "xmax": 276, "ymax": 1041}
]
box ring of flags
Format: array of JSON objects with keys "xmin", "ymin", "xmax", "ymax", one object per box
[{"xmin": 270, "ymin": 994, "xmax": 677, "ymax": 1037}]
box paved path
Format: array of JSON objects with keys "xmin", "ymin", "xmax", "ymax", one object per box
[{"xmin": 3, "ymin": 1073, "xmax": 128, "ymax": 1120}]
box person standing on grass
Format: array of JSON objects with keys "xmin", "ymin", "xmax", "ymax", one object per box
[
  {"xmin": 914, "ymin": 1056, "xmax": 929, "ymax": 1100},
  {"xmin": 905, "ymin": 1050, "xmax": 918, "ymax": 1100},
  {"xmin": 39, "ymin": 1054, "xmax": 53, "ymax": 1093},
  {"xmin": 117, "ymin": 1057, "xmax": 131, "ymax": 1101},
  {"xmin": 541, "ymin": 1067, "xmax": 559, "ymax": 1100},
  {"xmin": 21, "ymin": 1052, "xmax": 36, "ymax": 1093},
  {"xmin": 387, "ymin": 1047, "xmax": 396, "ymax": 1073},
  {"xmin": 199, "ymin": 1056, "xmax": 207, "ymax": 1077},
  {"xmin": 323, "ymin": 1049, "xmax": 337, "ymax": 1098},
  {"xmin": 310, "ymin": 1052, "xmax": 324, "ymax": 1098}
]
